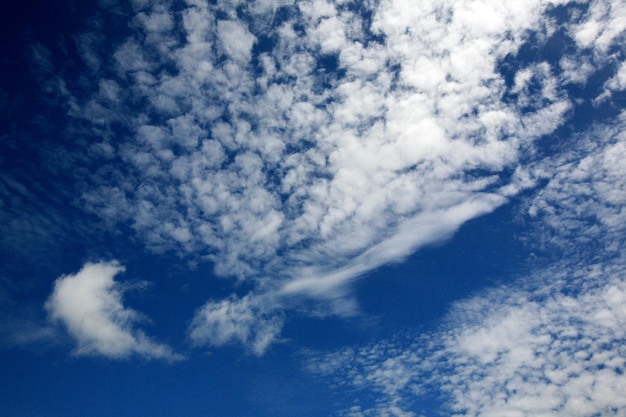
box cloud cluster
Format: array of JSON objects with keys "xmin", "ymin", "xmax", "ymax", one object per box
[
  {"xmin": 526, "ymin": 114, "xmax": 626, "ymax": 257},
  {"xmin": 436, "ymin": 262, "xmax": 626, "ymax": 417},
  {"xmin": 45, "ymin": 261, "xmax": 181, "ymax": 361},
  {"xmin": 303, "ymin": 111, "xmax": 626, "ymax": 415},
  {"xmin": 188, "ymin": 293, "xmax": 284, "ymax": 356},
  {"xmin": 305, "ymin": 259, "xmax": 626, "ymax": 417},
  {"xmin": 29, "ymin": 0, "xmax": 625, "ymax": 356}
]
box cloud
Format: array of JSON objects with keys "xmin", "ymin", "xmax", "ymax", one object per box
[
  {"xmin": 525, "ymin": 112, "xmax": 626, "ymax": 257},
  {"xmin": 302, "ymin": 112, "xmax": 626, "ymax": 415},
  {"xmin": 45, "ymin": 261, "xmax": 182, "ymax": 361},
  {"xmin": 434, "ymin": 262, "xmax": 626, "ymax": 417},
  {"xmin": 570, "ymin": 0, "xmax": 626, "ymax": 53},
  {"xmin": 305, "ymin": 258, "xmax": 626, "ymax": 417},
  {"xmin": 596, "ymin": 60, "xmax": 626, "ymax": 103},
  {"xmin": 303, "ymin": 336, "xmax": 425, "ymax": 416},
  {"xmin": 280, "ymin": 193, "xmax": 507, "ymax": 298},
  {"xmin": 30, "ymin": 0, "xmax": 625, "ymax": 355},
  {"xmin": 189, "ymin": 293, "xmax": 284, "ymax": 356},
  {"xmin": 217, "ymin": 20, "xmax": 256, "ymax": 64},
  {"xmin": 0, "ymin": 277, "xmax": 55, "ymax": 350}
]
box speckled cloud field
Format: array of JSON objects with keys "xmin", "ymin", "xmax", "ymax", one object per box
[{"xmin": 1, "ymin": 0, "xmax": 625, "ymax": 415}]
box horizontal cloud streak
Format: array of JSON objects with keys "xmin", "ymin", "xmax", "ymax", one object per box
[{"xmin": 281, "ymin": 193, "xmax": 507, "ymax": 297}]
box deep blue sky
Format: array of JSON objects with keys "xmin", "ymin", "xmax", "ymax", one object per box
[{"xmin": 1, "ymin": 0, "xmax": 626, "ymax": 416}]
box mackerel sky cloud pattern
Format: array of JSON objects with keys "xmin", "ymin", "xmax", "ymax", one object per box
[
  {"xmin": 61, "ymin": 0, "xmax": 576, "ymax": 350},
  {"xmin": 0, "ymin": 0, "xmax": 625, "ymax": 416}
]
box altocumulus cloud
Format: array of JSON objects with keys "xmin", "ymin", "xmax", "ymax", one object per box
[
  {"xmin": 303, "ymin": 114, "xmax": 626, "ymax": 416},
  {"xmin": 32, "ymin": 0, "xmax": 625, "ymax": 356},
  {"xmin": 45, "ymin": 261, "xmax": 182, "ymax": 361},
  {"xmin": 304, "ymin": 260, "xmax": 626, "ymax": 417},
  {"xmin": 436, "ymin": 262, "xmax": 626, "ymax": 417}
]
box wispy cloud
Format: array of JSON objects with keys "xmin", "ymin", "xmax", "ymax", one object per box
[
  {"xmin": 45, "ymin": 261, "xmax": 182, "ymax": 361},
  {"xmin": 525, "ymin": 113, "xmax": 626, "ymax": 257},
  {"xmin": 188, "ymin": 292, "xmax": 284, "ymax": 356},
  {"xmin": 0, "ymin": 276, "xmax": 55, "ymax": 350}
]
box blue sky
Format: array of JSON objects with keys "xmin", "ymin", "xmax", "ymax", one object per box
[{"xmin": 1, "ymin": 0, "xmax": 625, "ymax": 416}]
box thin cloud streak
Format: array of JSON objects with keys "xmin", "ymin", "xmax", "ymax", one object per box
[{"xmin": 280, "ymin": 193, "xmax": 507, "ymax": 297}]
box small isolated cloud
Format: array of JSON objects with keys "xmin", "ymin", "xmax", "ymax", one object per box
[
  {"xmin": 189, "ymin": 293, "xmax": 284, "ymax": 356},
  {"xmin": 45, "ymin": 261, "xmax": 182, "ymax": 361}
]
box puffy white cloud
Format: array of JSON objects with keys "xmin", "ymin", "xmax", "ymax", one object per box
[
  {"xmin": 45, "ymin": 261, "xmax": 182, "ymax": 361},
  {"xmin": 570, "ymin": 0, "xmax": 626, "ymax": 53},
  {"xmin": 217, "ymin": 20, "xmax": 257, "ymax": 64}
]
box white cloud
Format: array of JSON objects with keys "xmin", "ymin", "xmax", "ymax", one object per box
[
  {"xmin": 526, "ymin": 113, "xmax": 626, "ymax": 255},
  {"xmin": 188, "ymin": 293, "xmax": 284, "ymax": 356},
  {"xmin": 280, "ymin": 193, "xmax": 507, "ymax": 299},
  {"xmin": 435, "ymin": 261, "xmax": 626, "ymax": 417},
  {"xmin": 304, "ymin": 338, "xmax": 424, "ymax": 416},
  {"xmin": 304, "ymin": 258, "xmax": 626, "ymax": 417},
  {"xmin": 217, "ymin": 20, "xmax": 256, "ymax": 64},
  {"xmin": 570, "ymin": 0, "xmax": 626, "ymax": 53},
  {"xmin": 303, "ymin": 110, "xmax": 626, "ymax": 415},
  {"xmin": 113, "ymin": 39, "xmax": 153, "ymax": 74},
  {"xmin": 45, "ymin": 261, "xmax": 182, "ymax": 361},
  {"xmin": 596, "ymin": 60, "xmax": 626, "ymax": 102},
  {"xmin": 42, "ymin": 0, "xmax": 626, "ymax": 354},
  {"xmin": 135, "ymin": 7, "xmax": 175, "ymax": 34}
]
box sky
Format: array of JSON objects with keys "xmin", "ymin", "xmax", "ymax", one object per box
[{"xmin": 0, "ymin": 0, "xmax": 625, "ymax": 416}]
